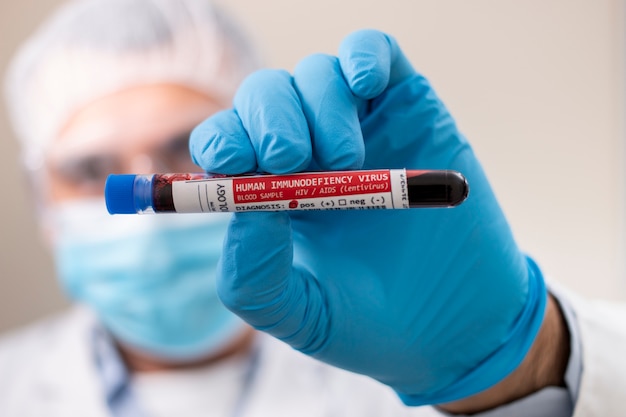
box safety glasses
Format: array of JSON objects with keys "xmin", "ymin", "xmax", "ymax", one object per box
[{"xmin": 44, "ymin": 130, "xmax": 199, "ymax": 195}]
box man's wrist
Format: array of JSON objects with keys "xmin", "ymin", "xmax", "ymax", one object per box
[{"xmin": 438, "ymin": 294, "xmax": 570, "ymax": 414}]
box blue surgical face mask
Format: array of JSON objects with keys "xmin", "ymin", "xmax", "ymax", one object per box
[{"xmin": 48, "ymin": 199, "xmax": 245, "ymax": 361}]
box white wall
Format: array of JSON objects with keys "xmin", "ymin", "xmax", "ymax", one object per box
[
  {"xmin": 0, "ymin": 0, "xmax": 72, "ymax": 332},
  {"xmin": 0, "ymin": 0, "xmax": 624, "ymax": 332}
]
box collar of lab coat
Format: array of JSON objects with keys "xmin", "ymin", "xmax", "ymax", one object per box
[
  {"xmin": 33, "ymin": 305, "xmax": 111, "ymax": 417},
  {"xmin": 28, "ymin": 306, "xmax": 335, "ymax": 417}
]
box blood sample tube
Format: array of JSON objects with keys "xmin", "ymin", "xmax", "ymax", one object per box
[{"xmin": 104, "ymin": 169, "xmax": 468, "ymax": 214}]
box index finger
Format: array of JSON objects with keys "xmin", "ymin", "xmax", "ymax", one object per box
[{"xmin": 338, "ymin": 30, "xmax": 416, "ymax": 100}]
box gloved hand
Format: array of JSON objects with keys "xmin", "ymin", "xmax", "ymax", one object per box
[{"xmin": 189, "ymin": 29, "xmax": 547, "ymax": 405}]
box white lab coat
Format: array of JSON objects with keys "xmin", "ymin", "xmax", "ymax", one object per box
[
  {"xmin": 0, "ymin": 289, "xmax": 624, "ymax": 417},
  {"xmin": 0, "ymin": 306, "xmax": 441, "ymax": 417},
  {"xmin": 560, "ymin": 287, "xmax": 626, "ymax": 416}
]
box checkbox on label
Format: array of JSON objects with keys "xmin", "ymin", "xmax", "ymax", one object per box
[{"xmin": 338, "ymin": 199, "xmax": 347, "ymax": 206}]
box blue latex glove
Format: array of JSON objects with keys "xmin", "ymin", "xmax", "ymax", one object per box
[{"xmin": 189, "ymin": 29, "xmax": 547, "ymax": 405}]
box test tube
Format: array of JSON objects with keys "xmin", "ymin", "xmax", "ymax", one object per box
[{"xmin": 105, "ymin": 169, "xmax": 469, "ymax": 214}]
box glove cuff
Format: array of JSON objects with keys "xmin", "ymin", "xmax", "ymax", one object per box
[{"xmin": 397, "ymin": 256, "xmax": 548, "ymax": 406}]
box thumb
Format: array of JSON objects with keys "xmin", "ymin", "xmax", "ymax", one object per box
[{"xmin": 217, "ymin": 212, "xmax": 329, "ymax": 353}]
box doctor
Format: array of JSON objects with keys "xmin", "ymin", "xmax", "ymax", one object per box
[{"xmin": 1, "ymin": 0, "xmax": 625, "ymax": 416}]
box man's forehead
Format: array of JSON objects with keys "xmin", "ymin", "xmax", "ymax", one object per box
[{"xmin": 48, "ymin": 84, "xmax": 223, "ymax": 161}]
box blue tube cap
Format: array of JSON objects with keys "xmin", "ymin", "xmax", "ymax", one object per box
[{"xmin": 105, "ymin": 174, "xmax": 137, "ymax": 214}]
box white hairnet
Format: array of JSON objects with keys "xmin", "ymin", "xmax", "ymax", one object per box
[{"xmin": 4, "ymin": 0, "xmax": 261, "ymax": 169}]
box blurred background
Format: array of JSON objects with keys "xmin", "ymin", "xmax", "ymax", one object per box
[{"xmin": 1, "ymin": 0, "xmax": 624, "ymax": 333}]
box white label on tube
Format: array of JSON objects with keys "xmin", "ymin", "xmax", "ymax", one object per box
[{"xmin": 171, "ymin": 169, "xmax": 409, "ymax": 213}]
